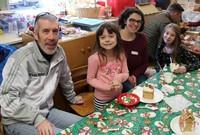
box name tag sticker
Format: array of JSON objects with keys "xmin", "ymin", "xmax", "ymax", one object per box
[{"xmin": 131, "ymin": 51, "xmax": 138, "ymax": 55}]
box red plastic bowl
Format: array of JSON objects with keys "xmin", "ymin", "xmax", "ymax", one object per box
[{"xmin": 118, "ymin": 93, "xmax": 140, "ymax": 107}]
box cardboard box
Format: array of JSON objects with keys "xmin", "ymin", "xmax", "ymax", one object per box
[
  {"xmin": 22, "ymin": 33, "xmax": 34, "ymax": 46},
  {"xmin": 196, "ymin": 0, "xmax": 200, "ymax": 4},
  {"xmin": 137, "ymin": 4, "xmax": 160, "ymax": 27},
  {"xmin": 170, "ymin": 0, "xmax": 177, "ymax": 4}
]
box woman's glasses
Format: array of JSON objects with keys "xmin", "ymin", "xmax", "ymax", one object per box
[
  {"xmin": 128, "ymin": 18, "xmax": 143, "ymax": 24},
  {"xmin": 34, "ymin": 12, "xmax": 57, "ymax": 25}
]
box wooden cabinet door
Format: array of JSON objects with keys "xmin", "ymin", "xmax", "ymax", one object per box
[
  {"xmin": 60, "ymin": 33, "xmax": 96, "ymax": 70},
  {"xmin": 60, "ymin": 37, "xmax": 86, "ymax": 69},
  {"xmin": 83, "ymin": 33, "xmax": 96, "ymax": 62}
]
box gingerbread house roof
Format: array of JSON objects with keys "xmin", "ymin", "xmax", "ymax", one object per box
[{"xmin": 181, "ymin": 109, "xmax": 195, "ymax": 121}]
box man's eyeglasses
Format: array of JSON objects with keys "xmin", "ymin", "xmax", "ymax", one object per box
[
  {"xmin": 128, "ymin": 18, "xmax": 143, "ymax": 24},
  {"xmin": 34, "ymin": 12, "xmax": 57, "ymax": 25}
]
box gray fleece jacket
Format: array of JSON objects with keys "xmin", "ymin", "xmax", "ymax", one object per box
[{"xmin": 0, "ymin": 41, "xmax": 76, "ymax": 127}]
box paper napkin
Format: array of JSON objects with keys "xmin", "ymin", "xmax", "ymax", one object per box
[
  {"xmin": 164, "ymin": 95, "xmax": 192, "ymax": 112},
  {"xmin": 161, "ymin": 84, "xmax": 175, "ymax": 94}
]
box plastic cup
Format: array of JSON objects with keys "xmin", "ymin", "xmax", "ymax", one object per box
[
  {"xmin": 170, "ymin": 63, "xmax": 179, "ymax": 72},
  {"xmin": 164, "ymin": 72, "xmax": 174, "ymax": 84}
]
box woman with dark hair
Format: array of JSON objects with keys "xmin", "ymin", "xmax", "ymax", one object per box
[{"xmin": 118, "ymin": 7, "xmax": 148, "ymax": 92}]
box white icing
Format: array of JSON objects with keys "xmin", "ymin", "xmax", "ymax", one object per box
[{"xmin": 143, "ymin": 87, "xmax": 154, "ymax": 92}]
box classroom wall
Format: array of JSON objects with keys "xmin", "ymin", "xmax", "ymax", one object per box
[{"xmin": 0, "ymin": 0, "xmax": 8, "ymax": 10}]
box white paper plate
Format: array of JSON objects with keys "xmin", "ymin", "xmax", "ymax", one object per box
[
  {"xmin": 132, "ymin": 86, "xmax": 164, "ymax": 103},
  {"xmin": 170, "ymin": 116, "xmax": 200, "ymax": 135}
]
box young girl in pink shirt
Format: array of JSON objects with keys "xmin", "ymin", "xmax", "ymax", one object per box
[{"xmin": 87, "ymin": 22, "xmax": 129, "ymax": 110}]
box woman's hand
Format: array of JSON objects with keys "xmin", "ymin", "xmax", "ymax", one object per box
[
  {"xmin": 173, "ymin": 66, "xmax": 186, "ymax": 74},
  {"xmin": 128, "ymin": 75, "xmax": 136, "ymax": 86}
]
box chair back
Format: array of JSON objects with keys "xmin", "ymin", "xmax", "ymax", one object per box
[
  {"xmin": 70, "ymin": 65, "xmax": 94, "ymax": 116},
  {"xmin": 71, "ymin": 65, "xmax": 93, "ymax": 94}
]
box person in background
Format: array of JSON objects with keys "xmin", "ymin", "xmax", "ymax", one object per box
[
  {"xmin": 118, "ymin": 7, "xmax": 148, "ymax": 92},
  {"xmin": 155, "ymin": 23, "xmax": 200, "ymax": 74},
  {"xmin": 0, "ymin": 12, "xmax": 83, "ymax": 135},
  {"xmin": 87, "ymin": 22, "xmax": 129, "ymax": 110},
  {"xmin": 143, "ymin": 3, "xmax": 184, "ymax": 63}
]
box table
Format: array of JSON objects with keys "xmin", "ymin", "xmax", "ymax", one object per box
[
  {"xmin": 58, "ymin": 69, "xmax": 200, "ymax": 135},
  {"xmin": 0, "ymin": 31, "xmax": 22, "ymax": 45},
  {"xmin": 183, "ymin": 31, "xmax": 200, "ymax": 56}
]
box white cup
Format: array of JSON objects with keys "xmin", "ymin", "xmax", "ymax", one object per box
[{"xmin": 164, "ymin": 72, "xmax": 174, "ymax": 84}]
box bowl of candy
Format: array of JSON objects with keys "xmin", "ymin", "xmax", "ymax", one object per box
[{"xmin": 118, "ymin": 93, "xmax": 140, "ymax": 107}]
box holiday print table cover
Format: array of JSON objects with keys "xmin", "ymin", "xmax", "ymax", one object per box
[{"xmin": 58, "ymin": 69, "xmax": 200, "ymax": 135}]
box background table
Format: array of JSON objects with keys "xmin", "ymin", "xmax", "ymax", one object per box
[{"xmin": 58, "ymin": 69, "xmax": 200, "ymax": 135}]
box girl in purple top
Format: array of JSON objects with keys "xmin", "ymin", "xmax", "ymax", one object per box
[
  {"xmin": 87, "ymin": 22, "xmax": 129, "ymax": 110},
  {"xmin": 118, "ymin": 7, "xmax": 148, "ymax": 93}
]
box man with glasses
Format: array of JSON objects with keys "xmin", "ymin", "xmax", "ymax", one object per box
[
  {"xmin": 0, "ymin": 12, "xmax": 84, "ymax": 135},
  {"xmin": 143, "ymin": 3, "xmax": 184, "ymax": 63}
]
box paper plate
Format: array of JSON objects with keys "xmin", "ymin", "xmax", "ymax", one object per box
[
  {"xmin": 170, "ymin": 115, "xmax": 200, "ymax": 135},
  {"xmin": 132, "ymin": 86, "xmax": 164, "ymax": 104}
]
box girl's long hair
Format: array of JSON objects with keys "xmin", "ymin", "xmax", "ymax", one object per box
[
  {"xmin": 160, "ymin": 23, "xmax": 181, "ymax": 63},
  {"xmin": 93, "ymin": 22, "xmax": 125, "ymax": 66}
]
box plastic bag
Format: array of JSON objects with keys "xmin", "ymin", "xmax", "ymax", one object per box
[{"xmin": 182, "ymin": 10, "xmax": 200, "ymax": 22}]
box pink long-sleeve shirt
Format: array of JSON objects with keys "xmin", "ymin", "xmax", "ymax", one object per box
[{"xmin": 87, "ymin": 53, "xmax": 129, "ymax": 101}]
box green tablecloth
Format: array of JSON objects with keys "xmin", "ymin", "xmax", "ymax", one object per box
[{"xmin": 58, "ymin": 69, "xmax": 200, "ymax": 135}]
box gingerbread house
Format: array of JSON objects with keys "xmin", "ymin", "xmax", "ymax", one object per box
[{"xmin": 179, "ymin": 109, "xmax": 195, "ymax": 132}]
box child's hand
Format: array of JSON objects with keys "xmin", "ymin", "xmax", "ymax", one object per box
[
  {"xmin": 109, "ymin": 79, "xmax": 122, "ymax": 90},
  {"xmin": 173, "ymin": 66, "xmax": 186, "ymax": 74}
]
